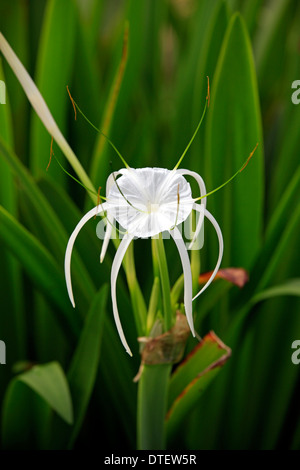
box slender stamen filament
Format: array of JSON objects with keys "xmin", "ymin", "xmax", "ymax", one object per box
[
  {"xmin": 173, "ymin": 76, "xmax": 210, "ymax": 170},
  {"xmin": 101, "ymin": 211, "xmax": 127, "ymax": 236},
  {"xmin": 50, "ymin": 150, "xmax": 106, "ymax": 200},
  {"xmin": 94, "ymin": 186, "xmax": 102, "ymax": 219},
  {"xmin": 206, "ymin": 75, "xmax": 210, "ymax": 107},
  {"xmin": 66, "ymin": 85, "xmax": 77, "ymax": 120},
  {"xmin": 112, "ymin": 171, "xmax": 147, "ymax": 214},
  {"xmin": 170, "ymin": 184, "xmax": 181, "ymax": 230},
  {"xmin": 194, "ymin": 143, "xmax": 259, "ymax": 202},
  {"xmin": 46, "ymin": 136, "xmax": 54, "ymax": 171},
  {"xmin": 66, "ymin": 87, "xmax": 130, "ymax": 169}
]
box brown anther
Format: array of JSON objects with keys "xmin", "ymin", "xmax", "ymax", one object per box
[
  {"xmin": 240, "ymin": 142, "xmax": 259, "ymax": 172},
  {"xmin": 94, "ymin": 186, "xmax": 102, "ymax": 219},
  {"xmin": 206, "ymin": 76, "xmax": 210, "ymax": 108},
  {"xmin": 46, "ymin": 136, "xmax": 54, "ymax": 171},
  {"xmin": 67, "ymin": 85, "xmax": 77, "ymax": 121}
]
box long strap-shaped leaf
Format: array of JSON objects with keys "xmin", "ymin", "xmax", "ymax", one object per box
[
  {"xmin": 0, "ymin": 31, "xmax": 95, "ymax": 195},
  {"xmin": 0, "ymin": 205, "xmax": 80, "ymax": 336}
]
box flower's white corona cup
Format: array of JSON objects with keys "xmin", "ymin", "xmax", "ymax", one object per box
[{"xmin": 107, "ymin": 168, "xmax": 194, "ymax": 238}]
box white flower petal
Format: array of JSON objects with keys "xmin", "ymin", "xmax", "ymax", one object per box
[
  {"xmin": 170, "ymin": 227, "xmax": 195, "ymax": 336},
  {"xmin": 111, "ymin": 234, "xmax": 134, "ymax": 356},
  {"xmin": 100, "ymin": 216, "xmax": 114, "ymax": 263},
  {"xmin": 176, "ymin": 169, "xmax": 207, "ymax": 249},
  {"xmin": 65, "ymin": 203, "xmax": 107, "ymax": 307},
  {"xmin": 192, "ymin": 204, "xmax": 224, "ymax": 301},
  {"xmin": 100, "ymin": 171, "xmax": 121, "ymax": 263},
  {"xmin": 118, "ymin": 168, "xmax": 150, "ymax": 202}
]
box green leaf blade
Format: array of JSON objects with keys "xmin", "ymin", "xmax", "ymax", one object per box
[
  {"xmin": 2, "ymin": 361, "xmax": 73, "ymax": 449},
  {"xmin": 205, "ymin": 13, "xmax": 264, "ymax": 270},
  {"xmin": 67, "ymin": 284, "xmax": 108, "ymax": 448},
  {"xmin": 18, "ymin": 362, "xmax": 73, "ymax": 425},
  {"xmin": 167, "ymin": 332, "xmax": 231, "ymax": 445},
  {"xmin": 30, "ymin": 0, "xmax": 77, "ymax": 181}
]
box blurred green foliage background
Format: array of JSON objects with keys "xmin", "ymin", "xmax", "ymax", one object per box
[{"xmin": 0, "ymin": 0, "xmax": 300, "ymax": 450}]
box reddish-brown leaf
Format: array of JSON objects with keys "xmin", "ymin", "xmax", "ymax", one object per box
[{"xmin": 199, "ymin": 267, "xmax": 249, "ymax": 288}]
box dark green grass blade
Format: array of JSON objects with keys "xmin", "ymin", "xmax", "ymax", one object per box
[
  {"xmin": 30, "ymin": 0, "xmax": 77, "ymax": 182},
  {"xmin": 166, "ymin": 331, "xmax": 231, "ymax": 447},
  {"xmin": 170, "ymin": 0, "xmax": 219, "ymax": 167},
  {"xmin": 2, "ymin": 362, "xmax": 73, "ymax": 449},
  {"xmin": 0, "ymin": 0, "xmax": 29, "ymax": 158},
  {"xmin": 204, "ymin": 13, "xmax": 264, "ymax": 270},
  {"xmin": 50, "ymin": 285, "xmax": 108, "ymax": 448},
  {"xmin": 190, "ymin": 0, "xmax": 229, "ymax": 171},
  {"xmin": 0, "ymin": 61, "xmax": 26, "ymax": 365},
  {"xmin": 0, "ymin": 205, "xmax": 80, "ymax": 337},
  {"xmin": 0, "ymin": 135, "xmax": 96, "ymax": 313},
  {"xmin": 67, "ymin": 285, "xmax": 108, "ymax": 448}
]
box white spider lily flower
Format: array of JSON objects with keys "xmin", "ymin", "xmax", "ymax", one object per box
[{"xmin": 65, "ymin": 167, "xmax": 223, "ymax": 356}]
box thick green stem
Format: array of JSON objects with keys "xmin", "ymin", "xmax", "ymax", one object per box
[
  {"xmin": 124, "ymin": 241, "xmax": 147, "ymax": 336},
  {"xmin": 137, "ymin": 364, "xmax": 172, "ymax": 450},
  {"xmin": 137, "ymin": 236, "xmax": 174, "ymax": 450},
  {"xmin": 152, "ymin": 234, "xmax": 173, "ymax": 332},
  {"xmin": 191, "ymin": 243, "xmax": 201, "ymax": 297}
]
